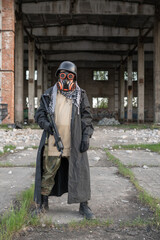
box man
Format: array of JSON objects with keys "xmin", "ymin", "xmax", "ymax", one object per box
[{"xmin": 34, "ymin": 61, "xmax": 94, "ymax": 220}]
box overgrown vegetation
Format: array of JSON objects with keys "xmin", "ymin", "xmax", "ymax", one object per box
[
  {"xmin": 67, "ymin": 218, "xmax": 112, "ymax": 230},
  {"xmin": 116, "ymin": 123, "xmax": 160, "ymax": 130},
  {"xmin": 0, "ymin": 144, "xmax": 38, "ymax": 158},
  {"xmin": 0, "ymin": 162, "xmax": 36, "ymax": 168},
  {"xmin": 0, "ymin": 145, "xmax": 16, "ymax": 157},
  {"xmin": 105, "ymin": 150, "xmax": 160, "ymax": 226},
  {"xmin": 0, "ymin": 185, "xmax": 40, "ymax": 240},
  {"xmin": 112, "ymin": 143, "xmax": 160, "ymax": 154},
  {"xmin": 0, "ymin": 124, "xmax": 40, "ymax": 130},
  {"xmin": 120, "ymin": 216, "xmax": 154, "ymax": 228}
]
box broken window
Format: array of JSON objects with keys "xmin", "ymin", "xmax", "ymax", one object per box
[
  {"xmin": 26, "ymin": 70, "xmax": 37, "ymax": 80},
  {"xmin": 93, "ymin": 71, "xmax": 108, "ymax": 81},
  {"xmin": 124, "ymin": 71, "xmax": 137, "ymax": 81},
  {"xmin": 26, "ymin": 97, "xmax": 38, "ymax": 108},
  {"xmin": 124, "ymin": 97, "xmax": 138, "ymax": 107},
  {"xmin": 92, "ymin": 97, "xmax": 108, "ymax": 108}
]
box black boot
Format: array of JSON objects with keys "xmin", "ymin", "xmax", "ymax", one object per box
[
  {"xmin": 40, "ymin": 195, "xmax": 49, "ymax": 211},
  {"xmin": 79, "ymin": 202, "xmax": 95, "ymax": 220},
  {"xmin": 32, "ymin": 195, "xmax": 49, "ymax": 216}
]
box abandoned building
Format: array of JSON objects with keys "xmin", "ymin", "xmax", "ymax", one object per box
[{"xmin": 0, "ymin": 0, "xmax": 160, "ymax": 124}]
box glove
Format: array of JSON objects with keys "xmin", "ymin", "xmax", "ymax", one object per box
[
  {"xmin": 43, "ymin": 121, "xmax": 53, "ymax": 135},
  {"xmin": 80, "ymin": 135, "xmax": 89, "ymax": 153}
]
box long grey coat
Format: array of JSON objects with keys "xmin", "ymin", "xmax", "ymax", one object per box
[{"xmin": 34, "ymin": 86, "xmax": 94, "ymax": 204}]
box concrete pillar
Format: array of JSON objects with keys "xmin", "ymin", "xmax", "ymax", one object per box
[
  {"xmin": 0, "ymin": 1, "xmax": 2, "ymax": 124},
  {"xmin": 15, "ymin": 20, "xmax": 24, "ymax": 123},
  {"xmin": 48, "ymin": 68, "xmax": 52, "ymax": 88},
  {"xmin": 28, "ymin": 39, "xmax": 35, "ymax": 123},
  {"xmin": 37, "ymin": 54, "xmax": 43, "ymax": 107},
  {"xmin": 115, "ymin": 70, "xmax": 119, "ymax": 116},
  {"xmin": 154, "ymin": 16, "xmax": 160, "ymax": 123},
  {"xmin": 127, "ymin": 55, "xmax": 133, "ymax": 122},
  {"xmin": 43, "ymin": 63, "xmax": 48, "ymax": 91},
  {"xmin": 120, "ymin": 64, "xmax": 125, "ymax": 120},
  {"xmin": 138, "ymin": 40, "xmax": 145, "ymax": 123}
]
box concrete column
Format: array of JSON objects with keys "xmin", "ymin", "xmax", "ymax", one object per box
[
  {"xmin": 15, "ymin": 20, "xmax": 24, "ymax": 123},
  {"xmin": 154, "ymin": 17, "xmax": 160, "ymax": 123},
  {"xmin": 0, "ymin": 1, "xmax": 2, "ymax": 124},
  {"xmin": 120, "ymin": 64, "xmax": 125, "ymax": 120},
  {"xmin": 43, "ymin": 63, "xmax": 48, "ymax": 91},
  {"xmin": 28, "ymin": 39, "xmax": 35, "ymax": 123},
  {"xmin": 138, "ymin": 40, "xmax": 145, "ymax": 123},
  {"xmin": 37, "ymin": 54, "xmax": 43, "ymax": 107},
  {"xmin": 127, "ymin": 55, "xmax": 133, "ymax": 122},
  {"xmin": 48, "ymin": 68, "xmax": 52, "ymax": 88},
  {"xmin": 114, "ymin": 70, "xmax": 119, "ymax": 115}
]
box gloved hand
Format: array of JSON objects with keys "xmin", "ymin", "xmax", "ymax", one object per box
[
  {"xmin": 43, "ymin": 121, "xmax": 53, "ymax": 135},
  {"xmin": 80, "ymin": 135, "xmax": 89, "ymax": 153}
]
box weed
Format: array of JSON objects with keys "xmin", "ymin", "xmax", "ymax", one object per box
[
  {"xmin": 0, "ymin": 185, "xmax": 39, "ymax": 240},
  {"xmin": 105, "ymin": 150, "xmax": 160, "ymax": 226},
  {"xmin": 112, "ymin": 143, "xmax": 160, "ymax": 153},
  {"xmin": 68, "ymin": 218, "xmax": 113, "ymax": 230}
]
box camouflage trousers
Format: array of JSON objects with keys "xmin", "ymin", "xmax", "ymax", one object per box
[{"xmin": 41, "ymin": 155, "xmax": 61, "ymax": 196}]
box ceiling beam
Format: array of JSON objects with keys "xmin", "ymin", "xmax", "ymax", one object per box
[
  {"xmin": 43, "ymin": 52, "xmax": 153, "ymax": 62},
  {"xmin": 22, "ymin": 0, "xmax": 155, "ymax": 15},
  {"xmin": 29, "ymin": 24, "xmax": 152, "ymax": 37},
  {"xmin": 24, "ymin": 41, "xmax": 153, "ymax": 52}
]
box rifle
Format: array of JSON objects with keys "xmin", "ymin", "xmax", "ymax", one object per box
[{"xmin": 41, "ymin": 94, "xmax": 64, "ymax": 156}]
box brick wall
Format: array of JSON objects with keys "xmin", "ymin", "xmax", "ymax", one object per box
[{"xmin": 1, "ymin": 0, "xmax": 15, "ymax": 123}]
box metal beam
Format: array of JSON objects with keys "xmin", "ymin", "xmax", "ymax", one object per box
[
  {"xmin": 30, "ymin": 24, "xmax": 148, "ymax": 37},
  {"xmin": 22, "ymin": 0, "xmax": 155, "ymax": 15},
  {"xmin": 44, "ymin": 52, "xmax": 153, "ymax": 62},
  {"xmin": 24, "ymin": 41, "xmax": 153, "ymax": 52},
  {"xmin": 23, "ymin": 60, "xmax": 153, "ymax": 69}
]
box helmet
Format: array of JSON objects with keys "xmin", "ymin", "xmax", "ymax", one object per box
[{"xmin": 55, "ymin": 61, "xmax": 77, "ymax": 80}]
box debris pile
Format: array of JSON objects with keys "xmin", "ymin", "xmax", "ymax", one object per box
[{"xmin": 98, "ymin": 117, "xmax": 120, "ymax": 126}]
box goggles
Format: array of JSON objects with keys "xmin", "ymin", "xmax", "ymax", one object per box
[{"xmin": 59, "ymin": 72, "xmax": 75, "ymax": 81}]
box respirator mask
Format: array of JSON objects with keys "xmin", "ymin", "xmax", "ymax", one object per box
[{"xmin": 57, "ymin": 72, "xmax": 76, "ymax": 92}]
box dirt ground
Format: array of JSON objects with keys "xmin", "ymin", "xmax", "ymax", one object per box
[
  {"xmin": 2, "ymin": 126, "xmax": 160, "ymax": 240},
  {"xmin": 13, "ymin": 224, "xmax": 160, "ymax": 240},
  {"xmin": 13, "ymin": 160, "xmax": 160, "ymax": 240}
]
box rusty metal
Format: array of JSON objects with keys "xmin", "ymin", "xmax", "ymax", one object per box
[
  {"xmin": 139, "ymin": 78, "xmax": 144, "ymax": 84},
  {"xmin": 28, "ymin": 78, "xmax": 34, "ymax": 83},
  {"xmin": 128, "ymin": 85, "xmax": 132, "ymax": 91}
]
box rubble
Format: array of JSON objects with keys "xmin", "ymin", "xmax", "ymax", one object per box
[{"xmin": 98, "ymin": 117, "xmax": 120, "ymax": 126}]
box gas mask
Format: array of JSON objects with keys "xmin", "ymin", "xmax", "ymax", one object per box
[{"xmin": 57, "ymin": 72, "xmax": 76, "ymax": 92}]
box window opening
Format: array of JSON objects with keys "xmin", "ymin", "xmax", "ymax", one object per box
[
  {"xmin": 124, "ymin": 97, "xmax": 138, "ymax": 107},
  {"xmin": 93, "ymin": 71, "xmax": 108, "ymax": 81},
  {"xmin": 92, "ymin": 97, "xmax": 108, "ymax": 108},
  {"xmin": 26, "ymin": 70, "xmax": 37, "ymax": 80},
  {"xmin": 124, "ymin": 71, "xmax": 137, "ymax": 81}
]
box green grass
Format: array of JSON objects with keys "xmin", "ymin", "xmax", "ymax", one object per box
[
  {"xmin": 0, "ymin": 162, "xmax": 36, "ymax": 168},
  {"xmin": 25, "ymin": 146, "xmax": 38, "ymax": 150},
  {"xmin": 0, "ymin": 124, "xmax": 40, "ymax": 130},
  {"xmin": 105, "ymin": 150, "xmax": 160, "ymax": 226},
  {"xmin": 112, "ymin": 143, "xmax": 160, "ymax": 153},
  {"xmin": 116, "ymin": 123, "xmax": 151, "ymax": 129},
  {"xmin": 0, "ymin": 185, "xmax": 40, "ymax": 240},
  {"xmin": 114, "ymin": 123, "xmax": 160, "ymax": 130},
  {"xmin": 0, "ymin": 145, "xmax": 16, "ymax": 157},
  {"xmin": 23, "ymin": 124, "xmax": 40, "ymax": 129},
  {"xmin": 67, "ymin": 218, "xmax": 113, "ymax": 229},
  {"xmin": 120, "ymin": 216, "xmax": 154, "ymax": 228}
]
